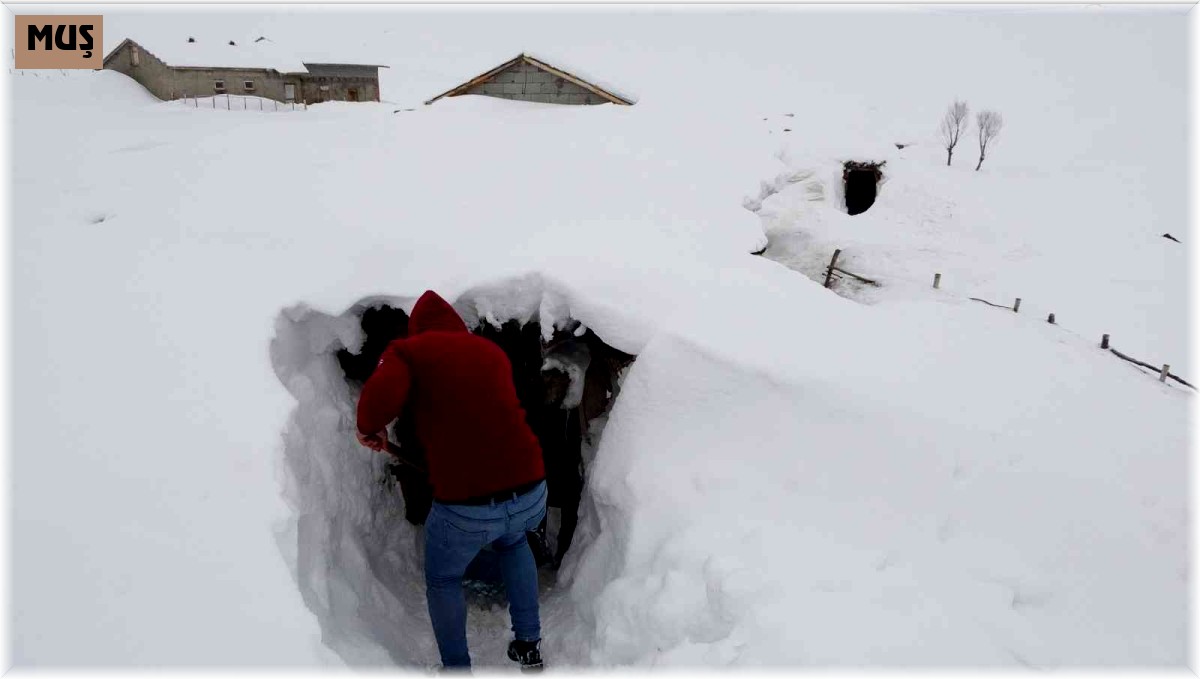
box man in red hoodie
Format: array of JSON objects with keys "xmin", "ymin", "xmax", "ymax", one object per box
[{"xmin": 356, "ymin": 290, "xmax": 547, "ymax": 671}]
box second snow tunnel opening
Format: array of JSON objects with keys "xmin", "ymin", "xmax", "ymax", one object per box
[
  {"xmin": 843, "ymin": 161, "xmax": 883, "ymax": 216},
  {"xmin": 337, "ymin": 302, "xmax": 635, "ymax": 592}
]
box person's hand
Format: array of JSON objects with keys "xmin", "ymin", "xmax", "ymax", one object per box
[{"xmin": 356, "ymin": 429, "xmax": 388, "ymax": 452}]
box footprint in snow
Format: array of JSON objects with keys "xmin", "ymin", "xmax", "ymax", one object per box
[
  {"xmin": 873, "ymin": 552, "xmax": 897, "ymax": 572},
  {"xmin": 1010, "ymin": 584, "xmax": 1054, "ymax": 611},
  {"xmin": 814, "ymin": 579, "xmax": 852, "ymax": 593},
  {"xmin": 937, "ymin": 517, "xmax": 958, "ymax": 543},
  {"xmin": 952, "ymin": 460, "xmax": 971, "ymax": 481},
  {"xmin": 111, "ymin": 140, "xmax": 166, "ymax": 154}
]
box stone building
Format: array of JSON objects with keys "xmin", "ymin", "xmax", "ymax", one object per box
[
  {"xmin": 102, "ymin": 37, "xmax": 385, "ymax": 104},
  {"xmin": 425, "ymin": 53, "xmax": 633, "ymax": 106}
]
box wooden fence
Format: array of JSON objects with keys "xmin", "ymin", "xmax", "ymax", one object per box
[{"xmin": 821, "ymin": 247, "xmax": 1194, "ymax": 390}]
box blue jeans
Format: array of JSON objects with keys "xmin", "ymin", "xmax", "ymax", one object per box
[{"xmin": 424, "ymin": 480, "xmax": 548, "ymax": 668}]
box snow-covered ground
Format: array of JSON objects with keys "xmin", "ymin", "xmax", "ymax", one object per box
[{"xmin": 8, "ymin": 6, "xmax": 1191, "ymax": 669}]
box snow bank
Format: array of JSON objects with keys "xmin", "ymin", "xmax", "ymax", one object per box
[
  {"xmin": 9, "ymin": 67, "xmax": 159, "ymax": 108},
  {"xmin": 756, "ymin": 141, "xmax": 1191, "ymax": 376},
  {"xmin": 571, "ymin": 299, "xmax": 1187, "ymax": 666},
  {"xmin": 269, "ymin": 300, "xmax": 434, "ymax": 665}
]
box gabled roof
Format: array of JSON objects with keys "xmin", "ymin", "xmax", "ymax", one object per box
[
  {"xmin": 102, "ymin": 37, "xmax": 387, "ymax": 74},
  {"xmin": 424, "ymin": 53, "xmax": 635, "ymax": 106}
]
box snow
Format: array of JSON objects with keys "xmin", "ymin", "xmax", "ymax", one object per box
[
  {"xmin": 113, "ymin": 34, "xmax": 311, "ymax": 73},
  {"xmin": 756, "ymin": 142, "xmax": 1191, "ymax": 376},
  {"xmin": 575, "ymin": 301, "xmax": 1187, "ymax": 665},
  {"xmin": 8, "ymin": 6, "xmax": 1191, "ymax": 670}
]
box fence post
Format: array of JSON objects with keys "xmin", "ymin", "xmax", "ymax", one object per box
[
  {"xmin": 1101, "ymin": 334, "xmax": 1110, "ymax": 349},
  {"xmin": 1047, "ymin": 313, "xmax": 1055, "ymax": 324},
  {"xmin": 824, "ymin": 249, "xmax": 842, "ymax": 289},
  {"xmin": 933, "ymin": 273, "xmax": 941, "ymax": 289},
  {"xmin": 226, "ymin": 93, "xmax": 230, "ymax": 109},
  {"xmin": 1013, "ymin": 298, "xmax": 1022, "ymax": 313},
  {"xmin": 274, "ymin": 100, "xmax": 278, "ymax": 111},
  {"xmin": 1160, "ymin": 364, "xmax": 1170, "ymax": 383}
]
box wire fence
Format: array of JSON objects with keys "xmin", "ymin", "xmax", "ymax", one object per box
[
  {"xmin": 176, "ymin": 93, "xmax": 307, "ymax": 112},
  {"xmin": 822, "ymin": 247, "xmax": 1194, "ymax": 390}
]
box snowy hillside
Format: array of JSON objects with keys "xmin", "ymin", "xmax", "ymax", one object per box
[{"xmin": 9, "ymin": 6, "xmax": 1190, "ymax": 670}]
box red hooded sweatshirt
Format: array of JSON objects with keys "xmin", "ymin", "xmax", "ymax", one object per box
[{"xmin": 356, "ymin": 290, "xmax": 545, "ymax": 503}]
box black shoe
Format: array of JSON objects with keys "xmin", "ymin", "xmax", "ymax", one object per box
[{"xmin": 507, "ymin": 639, "xmax": 543, "ymax": 672}]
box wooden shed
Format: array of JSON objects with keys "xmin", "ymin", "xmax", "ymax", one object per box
[{"xmin": 425, "ymin": 53, "xmax": 633, "ymax": 106}]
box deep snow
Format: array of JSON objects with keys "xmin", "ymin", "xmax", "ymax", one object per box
[{"xmin": 8, "ymin": 5, "xmax": 1192, "ymax": 669}]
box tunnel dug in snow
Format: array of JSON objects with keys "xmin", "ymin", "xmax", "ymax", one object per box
[
  {"xmin": 270, "ymin": 292, "xmax": 637, "ymax": 665},
  {"xmin": 337, "ymin": 303, "xmax": 634, "ymax": 574},
  {"xmin": 843, "ymin": 161, "xmax": 883, "ymax": 216}
]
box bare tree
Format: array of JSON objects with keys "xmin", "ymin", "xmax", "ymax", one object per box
[
  {"xmin": 938, "ymin": 100, "xmax": 969, "ymax": 166},
  {"xmin": 975, "ymin": 110, "xmax": 1003, "ymax": 171}
]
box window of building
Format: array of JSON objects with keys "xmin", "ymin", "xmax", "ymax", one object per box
[
  {"xmin": 131, "ymin": 47, "xmax": 140, "ymax": 66},
  {"xmin": 243, "ymin": 80, "xmax": 255, "ymax": 92},
  {"xmin": 347, "ymin": 88, "xmax": 359, "ymax": 102},
  {"xmin": 214, "ymin": 80, "xmax": 226, "ymax": 93},
  {"xmin": 284, "ymin": 84, "xmax": 296, "ymax": 101}
]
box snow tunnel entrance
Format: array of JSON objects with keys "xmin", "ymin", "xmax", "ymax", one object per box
[
  {"xmin": 843, "ymin": 161, "xmax": 883, "ymax": 216},
  {"xmin": 272, "ymin": 294, "xmax": 638, "ymax": 665},
  {"xmin": 336, "ymin": 303, "xmax": 634, "ymax": 586}
]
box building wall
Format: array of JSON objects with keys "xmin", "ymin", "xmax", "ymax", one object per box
[
  {"xmin": 168, "ymin": 68, "xmax": 290, "ymax": 101},
  {"xmin": 103, "ymin": 41, "xmax": 176, "ymax": 100},
  {"xmin": 463, "ymin": 61, "xmax": 609, "ymax": 105},
  {"xmin": 103, "ymin": 41, "xmax": 381, "ymax": 104},
  {"xmin": 298, "ymin": 74, "xmax": 379, "ymax": 103},
  {"xmin": 299, "ymin": 64, "xmax": 381, "ymax": 103}
]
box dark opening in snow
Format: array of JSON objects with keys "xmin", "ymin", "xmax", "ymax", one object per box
[
  {"xmin": 843, "ymin": 161, "xmax": 883, "ymax": 216},
  {"xmin": 337, "ymin": 303, "xmax": 634, "ymax": 578},
  {"xmin": 272, "ymin": 295, "xmax": 637, "ymax": 664}
]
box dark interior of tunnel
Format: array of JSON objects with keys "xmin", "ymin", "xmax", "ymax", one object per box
[
  {"xmin": 338, "ymin": 305, "xmax": 410, "ymax": 383},
  {"xmin": 843, "ymin": 161, "xmax": 883, "ymax": 216},
  {"xmin": 336, "ymin": 303, "xmax": 635, "ymax": 590}
]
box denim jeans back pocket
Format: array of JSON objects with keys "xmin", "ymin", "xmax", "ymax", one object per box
[
  {"xmin": 438, "ymin": 511, "xmax": 492, "ymax": 551},
  {"xmin": 515, "ymin": 491, "xmax": 548, "ymax": 533}
]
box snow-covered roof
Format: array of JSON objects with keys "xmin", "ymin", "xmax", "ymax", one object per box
[
  {"xmin": 105, "ymin": 35, "xmax": 383, "ymax": 74},
  {"xmin": 425, "ymin": 52, "xmax": 636, "ymax": 106}
]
